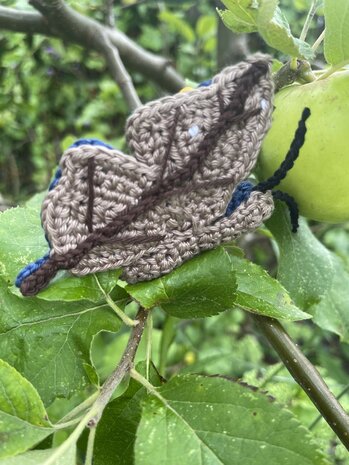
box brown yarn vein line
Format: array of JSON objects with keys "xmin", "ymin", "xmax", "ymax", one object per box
[
  {"xmin": 20, "ymin": 60, "xmax": 269, "ymax": 296},
  {"xmin": 86, "ymin": 157, "xmax": 95, "ymax": 233}
]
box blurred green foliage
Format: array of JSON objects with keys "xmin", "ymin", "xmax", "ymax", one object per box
[
  {"xmin": 0, "ymin": 0, "xmax": 323, "ymax": 201},
  {"xmin": 2, "ymin": 2, "xmax": 347, "ymax": 463}
]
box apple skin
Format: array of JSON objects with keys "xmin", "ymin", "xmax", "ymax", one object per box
[{"xmin": 259, "ymin": 70, "xmax": 349, "ymax": 223}]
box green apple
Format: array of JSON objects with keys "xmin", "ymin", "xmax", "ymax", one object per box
[{"xmin": 259, "ymin": 69, "xmax": 349, "ymax": 223}]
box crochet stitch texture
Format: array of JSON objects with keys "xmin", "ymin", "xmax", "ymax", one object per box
[{"xmin": 19, "ymin": 54, "xmax": 275, "ymax": 296}]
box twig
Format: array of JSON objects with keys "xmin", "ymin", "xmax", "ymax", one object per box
[
  {"xmin": 42, "ymin": 407, "xmax": 99, "ymax": 465},
  {"xmin": 88, "ymin": 306, "xmax": 149, "ymax": 427},
  {"xmin": 146, "ymin": 312, "xmax": 153, "ymax": 380},
  {"xmin": 85, "ymin": 427, "xmax": 96, "ymax": 465},
  {"xmin": 0, "ymin": 5, "xmax": 184, "ymax": 92},
  {"xmin": 300, "ymin": 0, "xmax": 322, "ymax": 42},
  {"xmin": 94, "ymin": 275, "xmax": 139, "ymax": 326},
  {"xmin": 101, "ymin": 32, "xmax": 142, "ymax": 111},
  {"xmin": 253, "ymin": 315, "xmax": 349, "ymax": 450},
  {"xmin": 105, "ymin": 0, "xmax": 115, "ymax": 28},
  {"xmin": 312, "ymin": 29, "xmax": 325, "ymax": 52}
]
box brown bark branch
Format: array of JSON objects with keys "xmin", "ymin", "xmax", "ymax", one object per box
[
  {"xmin": 0, "ymin": 4, "xmax": 184, "ymax": 93},
  {"xmin": 253, "ymin": 315, "xmax": 349, "ymax": 451},
  {"xmin": 101, "ymin": 32, "xmax": 142, "ymax": 111},
  {"xmin": 88, "ymin": 306, "xmax": 149, "ymax": 427}
]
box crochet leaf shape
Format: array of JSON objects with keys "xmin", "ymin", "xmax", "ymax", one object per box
[{"xmin": 18, "ymin": 55, "xmax": 275, "ymax": 296}]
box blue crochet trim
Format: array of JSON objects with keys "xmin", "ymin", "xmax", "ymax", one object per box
[
  {"xmin": 225, "ymin": 181, "xmax": 254, "ymax": 217},
  {"xmin": 15, "ymin": 253, "xmax": 50, "ymax": 288},
  {"xmin": 16, "ymin": 138, "xmax": 113, "ymax": 288},
  {"xmin": 198, "ymin": 79, "xmax": 212, "ymax": 88}
]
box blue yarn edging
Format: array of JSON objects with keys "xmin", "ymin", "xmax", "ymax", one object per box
[
  {"xmin": 225, "ymin": 181, "xmax": 254, "ymax": 217},
  {"xmin": 15, "ymin": 252, "xmax": 50, "ymax": 288},
  {"xmin": 16, "ymin": 138, "xmax": 113, "ymax": 288}
]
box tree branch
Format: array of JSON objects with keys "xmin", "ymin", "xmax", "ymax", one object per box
[
  {"xmin": 0, "ymin": 4, "xmax": 184, "ymax": 93},
  {"xmin": 101, "ymin": 32, "xmax": 142, "ymax": 111},
  {"xmin": 253, "ymin": 314, "xmax": 349, "ymax": 451},
  {"xmin": 88, "ymin": 306, "xmax": 149, "ymax": 427}
]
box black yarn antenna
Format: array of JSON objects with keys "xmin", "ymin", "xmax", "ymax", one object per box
[
  {"xmin": 254, "ymin": 107, "xmax": 311, "ymax": 193},
  {"xmin": 272, "ymin": 190, "xmax": 299, "ymax": 232}
]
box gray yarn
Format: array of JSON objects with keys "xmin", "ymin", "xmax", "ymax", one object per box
[{"xmin": 41, "ymin": 54, "xmax": 275, "ymax": 283}]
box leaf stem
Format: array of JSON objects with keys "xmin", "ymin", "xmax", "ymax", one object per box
[
  {"xmin": 299, "ymin": 0, "xmax": 321, "ymax": 42},
  {"xmin": 85, "ymin": 427, "xmax": 96, "ymax": 465},
  {"xmin": 55, "ymin": 391, "xmax": 99, "ymax": 425},
  {"xmin": 159, "ymin": 315, "xmax": 177, "ymax": 376},
  {"xmin": 130, "ymin": 368, "xmax": 166, "ymax": 404},
  {"xmin": 146, "ymin": 312, "xmax": 153, "ymax": 380},
  {"xmin": 312, "ymin": 29, "xmax": 325, "ymax": 52},
  {"xmin": 94, "ymin": 275, "xmax": 139, "ymax": 326},
  {"xmin": 42, "ymin": 407, "xmax": 99, "ymax": 465},
  {"xmin": 253, "ymin": 315, "xmax": 349, "ymax": 450}
]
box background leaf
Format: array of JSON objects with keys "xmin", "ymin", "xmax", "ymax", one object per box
[
  {"xmin": 217, "ymin": 0, "xmax": 258, "ymax": 33},
  {"xmin": 0, "ymin": 359, "xmax": 49, "ymax": 426},
  {"xmin": 226, "ymin": 247, "xmax": 311, "ymax": 320},
  {"xmin": 0, "ymin": 280, "xmax": 120, "ymax": 404},
  {"xmin": 218, "ymin": 0, "xmax": 314, "ymax": 58},
  {"xmin": 135, "ymin": 374, "xmax": 328, "ymax": 465},
  {"xmin": 324, "ymin": 0, "xmax": 349, "ymax": 65},
  {"xmin": 0, "ymin": 413, "xmax": 52, "ymax": 460},
  {"xmin": 266, "ymin": 204, "xmax": 334, "ymax": 310},
  {"xmin": 126, "ymin": 248, "xmax": 237, "ymax": 318},
  {"xmin": 257, "ymin": 2, "xmax": 314, "ymax": 59},
  {"xmin": 0, "ymin": 446, "xmax": 76, "ymax": 465},
  {"xmin": 0, "ymin": 360, "xmax": 53, "ymax": 459},
  {"xmin": 94, "ymin": 362, "xmax": 162, "ymax": 465},
  {"xmin": 309, "ymin": 256, "xmax": 349, "ymax": 342}
]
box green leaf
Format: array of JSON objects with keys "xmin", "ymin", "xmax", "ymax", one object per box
[
  {"xmin": 0, "ymin": 359, "xmax": 49, "ymax": 426},
  {"xmin": 94, "ymin": 362, "xmax": 162, "ymax": 465},
  {"xmin": 309, "ymin": 256, "xmax": 349, "ymax": 343},
  {"xmin": 324, "ymin": 0, "xmax": 349, "ymax": 65},
  {"xmin": 226, "ymin": 248, "xmax": 311, "ymax": 320},
  {"xmin": 257, "ymin": 3, "xmax": 314, "ymax": 59},
  {"xmin": 0, "ymin": 205, "xmax": 121, "ymax": 302},
  {"xmin": 0, "ymin": 360, "xmax": 53, "ymax": 459},
  {"xmin": 196, "ymin": 15, "xmax": 217, "ymax": 38},
  {"xmin": 159, "ymin": 10, "xmax": 195, "ymax": 42},
  {"xmin": 37, "ymin": 270, "xmax": 124, "ymax": 303},
  {"xmin": 267, "ymin": 205, "xmax": 349, "ymax": 340},
  {"xmin": 126, "ymin": 248, "xmax": 237, "ymax": 318},
  {"xmin": 135, "ymin": 374, "xmax": 328, "ymax": 465},
  {"xmin": 217, "ymin": 0, "xmax": 258, "ymax": 33},
  {"xmin": 266, "ymin": 204, "xmax": 334, "ymax": 310},
  {"xmin": 218, "ymin": 0, "xmax": 314, "ymax": 59},
  {"xmin": 0, "ymin": 280, "xmax": 120, "ymax": 404},
  {"xmin": 0, "ymin": 413, "xmax": 52, "ymax": 460},
  {"xmin": 0, "ymin": 446, "xmax": 76, "ymax": 465}
]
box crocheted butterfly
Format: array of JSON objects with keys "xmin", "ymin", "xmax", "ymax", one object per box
[{"xmin": 17, "ymin": 54, "xmax": 310, "ymax": 296}]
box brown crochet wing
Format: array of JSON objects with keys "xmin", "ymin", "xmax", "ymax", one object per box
[
  {"xmin": 41, "ymin": 145, "xmax": 157, "ymax": 258},
  {"xmin": 20, "ymin": 55, "xmax": 275, "ymax": 296},
  {"xmin": 123, "ymin": 54, "xmax": 274, "ymax": 228},
  {"xmin": 126, "ymin": 54, "xmax": 274, "ymax": 192}
]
